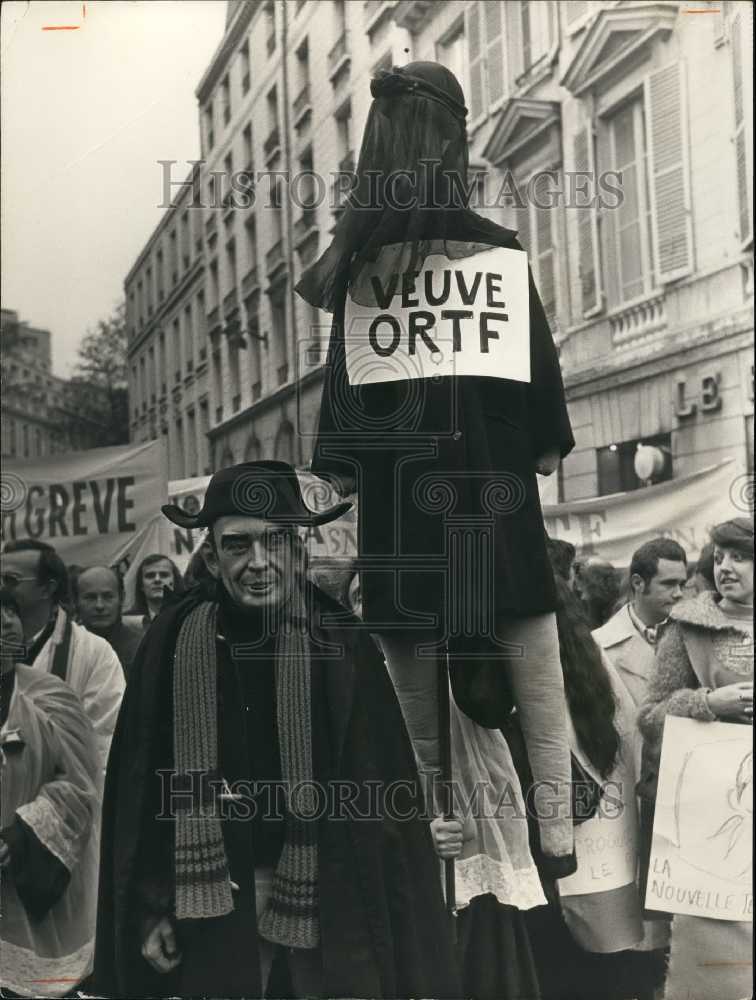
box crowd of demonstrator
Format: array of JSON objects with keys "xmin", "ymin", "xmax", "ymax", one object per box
[{"xmin": 0, "ymin": 500, "xmax": 752, "ymax": 1000}]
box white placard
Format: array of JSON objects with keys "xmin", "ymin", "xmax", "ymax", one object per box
[
  {"xmin": 344, "ymin": 246, "xmax": 530, "ymax": 386},
  {"xmin": 646, "ymin": 717, "xmax": 753, "ymax": 922},
  {"xmin": 558, "ymin": 786, "xmax": 639, "ymax": 897}
]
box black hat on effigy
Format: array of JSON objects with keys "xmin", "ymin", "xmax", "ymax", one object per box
[{"xmin": 161, "ymin": 460, "xmax": 352, "ymax": 530}]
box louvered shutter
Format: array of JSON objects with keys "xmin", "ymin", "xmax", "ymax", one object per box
[
  {"xmin": 509, "ymin": 1, "xmax": 523, "ymax": 86},
  {"xmin": 485, "ymin": 1, "xmax": 506, "ymax": 106},
  {"xmin": 534, "ymin": 173, "xmax": 556, "ymax": 325},
  {"xmin": 466, "ymin": 4, "xmax": 485, "ymax": 121},
  {"xmin": 596, "ymin": 121, "xmax": 619, "ymax": 308},
  {"xmin": 645, "ymin": 61, "xmax": 694, "ymax": 282},
  {"xmin": 573, "ymin": 127, "xmax": 603, "ymax": 315},
  {"xmin": 732, "ymin": 11, "xmax": 753, "ymax": 246}
]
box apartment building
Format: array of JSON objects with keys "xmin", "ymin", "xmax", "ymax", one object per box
[
  {"xmin": 130, "ymin": 0, "xmax": 753, "ymax": 499},
  {"xmin": 0, "ymin": 309, "xmax": 101, "ymax": 458},
  {"xmin": 125, "ymin": 164, "xmax": 210, "ymax": 480}
]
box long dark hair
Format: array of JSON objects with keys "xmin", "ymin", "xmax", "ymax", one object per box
[
  {"xmin": 554, "ymin": 576, "xmax": 621, "ymax": 779},
  {"xmin": 130, "ymin": 553, "xmax": 184, "ymax": 615}
]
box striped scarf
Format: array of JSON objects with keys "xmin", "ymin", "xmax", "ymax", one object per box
[{"xmin": 173, "ymin": 585, "xmax": 319, "ymax": 948}]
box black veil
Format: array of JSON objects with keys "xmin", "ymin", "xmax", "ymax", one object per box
[{"xmin": 295, "ymin": 62, "xmax": 513, "ymax": 313}]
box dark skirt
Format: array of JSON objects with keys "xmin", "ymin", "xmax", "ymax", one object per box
[{"xmin": 455, "ymin": 894, "xmax": 542, "ymax": 1000}]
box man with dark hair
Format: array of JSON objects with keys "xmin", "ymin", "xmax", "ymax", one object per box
[
  {"xmin": 594, "ymin": 538, "xmax": 687, "ymax": 706},
  {"xmin": 75, "ymin": 566, "xmax": 143, "ymax": 677},
  {"xmin": 593, "ymin": 536, "xmax": 688, "ymax": 989},
  {"xmin": 95, "ymin": 461, "xmax": 460, "ymax": 1000},
  {"xmin": 0, "ymin": 539, "xmax": 124, "ymax": 773}
]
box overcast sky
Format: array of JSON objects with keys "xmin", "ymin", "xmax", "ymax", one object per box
[{"xmin": 1, "ymin": 0, "xmax": 227, "ymax": 376}]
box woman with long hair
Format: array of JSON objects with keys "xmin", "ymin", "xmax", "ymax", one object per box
[
  {"xmin": 298, "ymin": 60, "xmax": 576, "ymax": 881},
  {"xmin": 638, "ymin": 518, "xmax": 753, "ymax": 1000},
  {"xmin": 525, "ymin": 576, "xmax": 650, "ymax": 1000}
]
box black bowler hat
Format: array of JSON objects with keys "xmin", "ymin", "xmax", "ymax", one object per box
[{"xmin": 161, "ymin": 460, "xmax": 353, "ymax": 530}]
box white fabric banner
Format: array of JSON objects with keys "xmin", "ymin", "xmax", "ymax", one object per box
[
  {"xmin": 543, "ymin": 458, "xmax": 747, "ymax": 564},
  {"xmin": 646, "ymin": 717, "xmax": 753, "ymax": 922},
  {"xmin": 344, "ymin": 246, "xmax": 530, "ymax": 386}
]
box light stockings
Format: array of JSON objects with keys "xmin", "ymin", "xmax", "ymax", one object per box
[{"xmin": 378, "ymin": 612, "xmax": 573, "ymax": 860}]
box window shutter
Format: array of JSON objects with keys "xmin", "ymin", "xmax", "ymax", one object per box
[
  {"xmin": 573, "ymin": 127, "xmax": 603, "ymax": 315},
  {"xmin": 485, "ymin": 1, "xmax": 506, "ymax": 106},
  {"xmin": 534, "ymin": 174, "xmax": 556, "ymax": 325},
  {"xmin": 731, "ymin": 12, "xmax": 753, "ymax": 246},
  {"xmin": 595, "ymin": 122, "xmax": 619, "ymax": 308},
  {"xmin": 645, "ymin": 61, "xmax": 694, "ymax": 283},
  {"xmin": 509, "ymin": 2, "xmax": 523, "ymax": 86},
  {"xmin": 466, "ymin": 4, "xmax": 485, "ymax": 121}
]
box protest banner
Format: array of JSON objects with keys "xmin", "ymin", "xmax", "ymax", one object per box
[
  {"xmin": 645, "ymin": 717, "xmax": 753, "ymax": 922},
  {"xmin": 1, "ymin": 440, "xmax": 166, "ymax": 567},
  {"xmin": 344, "ymin": 245, "xmax": 530, "ymax": 386},
  {"xmin": 542, "ymin": 458, "xmax": 746, "ymax": 564}
]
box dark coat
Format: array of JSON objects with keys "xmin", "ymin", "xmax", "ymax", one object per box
[
  {"xmin": 311, "ymin": 217, "xmax": 574, "ymax": 629},
  {"xmin": 93, "ymin": 586, "xmax": 461, "ymax": 999}
]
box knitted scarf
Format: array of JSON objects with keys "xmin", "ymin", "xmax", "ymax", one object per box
[{"xmin": 173, "ymin": 584, "xmax": 319, "ymax": 948}]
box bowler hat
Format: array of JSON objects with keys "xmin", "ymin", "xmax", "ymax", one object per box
[{"xmin": 161, "ymin": 460, "xmax": 352, "ymax": 530}]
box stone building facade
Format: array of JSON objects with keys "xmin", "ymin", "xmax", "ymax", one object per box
[
  {"xmin": 127, "ymin": 0, "xmax": 753, "ymax": 499},
  {"xmin": 125, "ymin": 164, "xmax": 210, "ymax": 480}
]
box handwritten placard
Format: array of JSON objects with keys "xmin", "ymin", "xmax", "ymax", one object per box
[
  {"xmin": 344, "ymin": 246, "xmax": 530, "ymax": 386},
  {"xmin": 646, "ymin": 717, "xmax": 753, "ymax": 922}
]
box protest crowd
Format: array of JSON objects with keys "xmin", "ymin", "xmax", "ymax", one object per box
[{"xmin": 1, "ymin": 61, "xmax": 752, "ymax": 1000}]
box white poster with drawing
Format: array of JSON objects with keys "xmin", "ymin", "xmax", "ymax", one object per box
[
  {"xmin": 646, "ymin": 717, "xmax": 753, "ymax": 922},
  {"xmin": 344, "ymin": 245, "xmax": 530, "ymax": 386}
]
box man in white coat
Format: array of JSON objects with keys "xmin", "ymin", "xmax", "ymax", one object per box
[
  {"xmin": 592, "ymin": 536, "xmax": 688, "ymax": 1000},
  {"xmin": 593, "ymin": 538, "xmax": 688, "ymax": 709},
  {"xmin": 0, "ymin": 540, "xmax": 124, "ymax": 774}
]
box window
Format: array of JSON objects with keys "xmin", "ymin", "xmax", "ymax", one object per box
[
  {"xmin": 158, "ymin": 331, "xmax": 166, "ymax": 392},
  {"xmin": 184, "ymin": 303, "xmax": 194, "ymax": 369},
  {"xmin": 516, "ymin": 1, "xmax": 553, "ymax": 76},
  {"xmin": 223, "ymin": 152, "xmax": 234, "ymax": 206},
  {"xmin": 173, "ymin": 317, "xmax": 182, "ymax": 379},
  {"xmin": 156, "ymin": 249, "xmax": 164, "ymax": 300},
  {"xmin": 296, "ymin": 37, "xmax": 310, "ymax": 95},
  {"xmin": 181, "ymin": 212, "xmax": 191, "ymax": 270},
  {"xmin": 466, "ymin": 1, "xmax": 506, "ymax": 122},
  {"xmin": 596, "ymin": 433, "xmax": 672, "ymax": 497},
  {"xmin": 204, "ymin": 102, "xmax": 214, "ymax": 152},
  {"xmin": 265, "ymin": 1, "xmax": 276, "ymax": 55},
  {"xmin": 35, "ymin": 427, "xmax": 42, "ymax": 457},
  {"xmin": 140, "ymin": 356, "xmax": 147, "ymax": 410},
  {"xmin": 242, "ymin": 123, "xmax": 253, "ymax": 172},
  {"xmin": 212, "ymin": 350, "xmax": 223, "ymax": 421},
  {"xmin": 187, "ymin": 410, "xmax": 198, "ymax": 476},
  {"xmin": 245, "ymin": 294, "xmax": 262, "ymax": 398},
  {"xmin": 229, "ymin": 341, "xmax": 241, "ymax": 409},
  {"xmin": 175, "ymin": 418, "xmax": 185, "ymax": 479},
  {"xmin": 221, "ymin": 75, "xmax": 231, "ymax": 125},
  {"xmin": 436, "ymin": 21, "xmax": 466, "ymax": 91},
  {"xmin": 240, "ymin": 40, "xmax": 251, "ymax": 94},
  {"xmin": 199, "ymin": 400, "xmax": 210, "ymax": 473},
  {"xmin": 602, "ymin": 98, "xmax": 655, "ymax": 306},
  {"xmin": 226, "ymin": 238, "xmax": 237, "ymax": 293},
  {"xmin": 245, "ymin": 216, "xmax": 258, "ymax": 269},
  {"xmin": 731, "ymin": 9, "xmax": 753, "ymax": 246},
  {"xmin": 148, "ymin": 346, "xmax": 156, "ymax": 402},
  {"xmin": 22, "ymin": 424, "xmax": 29, "ymax": 458},
  {"xmin": 169, "ymin": 229, "xmax": 178, "ymax": 284},
  {"xmin": 271, "ymin": 293, "xmax": 289, "ymax": 385},
  {"xmin": 146, "ymin": 267, "xmax": 153, "ymax": 315},
  {"xmin": 209, "ymin": 260, "xmax": 220, "ymax": 308}
]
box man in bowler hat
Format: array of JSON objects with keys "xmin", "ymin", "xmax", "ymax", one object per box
[{"xmin": 94, "ymin": 461, "xmax": 460, "ymax": 999}]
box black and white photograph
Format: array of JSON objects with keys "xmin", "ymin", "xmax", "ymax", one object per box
[{"xmin": 0, "ymin": 2, "xmax": 753, "ymax": 999}]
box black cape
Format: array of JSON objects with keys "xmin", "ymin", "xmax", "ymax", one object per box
[
  {"xmin": 311, "ymin": 213, "xmax": 574, "ymax": 630},
  {"xmin": 94, "ymin": 586, "xmax": 461, "ymax": 998}
]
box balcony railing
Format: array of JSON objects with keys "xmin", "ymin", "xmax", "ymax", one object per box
[
  {"xmin": 264, "ymin": 125, "xmax": 281, "ymax": 160},
  {"xmin": 609, "ymin": 294, "xmax": 667, "ymax": 348},
  {"xmin": 327, "ymin": 31, "xmax": 350, "ymax": 78},
  {"xmin": 242, "ymin": 266, "xmax": 260, "ymax": 297},
  {"xmin": 292, "ymin": 84, "xmax": 312, "ymax": 125},
  {"xmin": 266, "ymin": 238, "xmax": 285, "ymax": 274}
]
